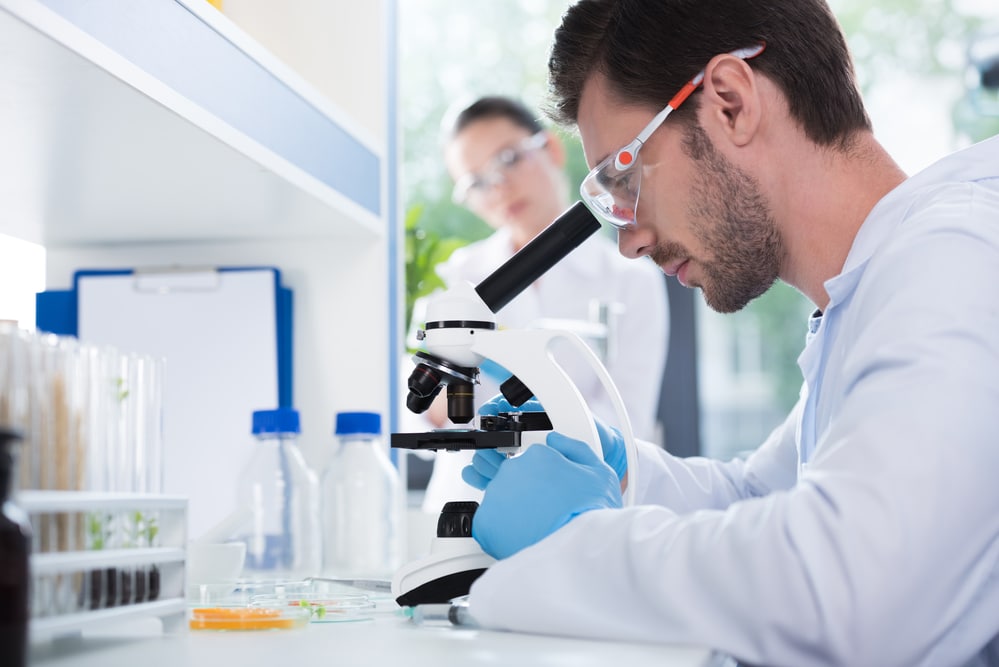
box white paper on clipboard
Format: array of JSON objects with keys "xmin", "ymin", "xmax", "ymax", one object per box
[{"xmin": 77, "ymin": 268, "xmax": 280, "ymax": 538}]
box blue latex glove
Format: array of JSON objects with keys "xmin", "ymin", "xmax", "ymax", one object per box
[
  {"xmin": 466, "ymin": 394, "xmax": 628, "ymax": 483},
  {"xmin": 477, "ymin": 393, "xmax": 543, "ymax": 417},
  {"xmin": 461, "ymin": 394, "xmax": 545, "ymax": 490},
  {"xmin": 471, "ymin": 431, "xmax": 623, "ymax": 560},
  {"xmin": 461, "ymin": 448, "xmax": 506, "ymax": 490},
  {"xmin": 594, "ymin": 419, "xmax": 626, "ymax": 482}
]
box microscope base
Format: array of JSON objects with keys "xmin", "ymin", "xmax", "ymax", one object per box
[
  {"xmin": 392, "ymin": 537, "xmax": 495, "ymax": 606},
  {"xmin": 394, "ymin": 567, "xmax": 488, "ymax": 608}
]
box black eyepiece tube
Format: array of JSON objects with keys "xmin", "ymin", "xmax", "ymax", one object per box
[{"xmin": 474, "ymin": 201, "xmax": 601, "ymax": 313}]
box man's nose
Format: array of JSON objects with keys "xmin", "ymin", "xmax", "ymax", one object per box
[{"xmin": 617, "ymin": 224, "xmax": 655, "ymax": 259}]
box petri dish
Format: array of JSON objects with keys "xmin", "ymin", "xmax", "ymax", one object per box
[
  {"xmin": 187, "ymin": 578, "xmax": 311, "ymax": 606},
  {"xmin": 251, "ymin": 593, "xmax": 376, "ymax": 623},
  {"xmin": 188, "ymin": 605, "xmax": 311, "ymax": 631}
]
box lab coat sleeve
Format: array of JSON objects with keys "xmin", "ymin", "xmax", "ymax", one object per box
[
  {"xmin": 590, "ymin": 262, "xmax": 669, "ymax": 441},
  {"xmin": 468, "ymin": 186, "xmax": 999, "ymax": 667},
  {"xmin": 630, "ymin": 397, "xmax": 801, "ymax": 512}
]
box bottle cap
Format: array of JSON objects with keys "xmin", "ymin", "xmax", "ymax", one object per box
[
  {"xmin": 0, "ymin": 427, "xmax": 23, "ymax": 464},
  {"xmin": 0, "ymin": 427, "xmax": 22, "ymax": 448},
  {"xmin": 252, "ymin": 408, "xmax": 300, "ymax": 435},
  {"xmin": 334, "ymin": 411, "xmax": 381, "ymax": 436}
]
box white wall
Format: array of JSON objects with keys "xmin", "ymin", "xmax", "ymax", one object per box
[
  {"xmin": 219, "ymin": 0, "xmax": 386, "ymax": 144},
  {"xmin": 0, "ymin": 233, "xmax": 45, "ymax": 327}
]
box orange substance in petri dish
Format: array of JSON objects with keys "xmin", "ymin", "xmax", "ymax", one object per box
[{"xmin": 189, "ymin": 607, "xmax": 297, "ymax": 631}]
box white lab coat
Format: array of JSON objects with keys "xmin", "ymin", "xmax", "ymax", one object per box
[
  {"xmin": 409, "ymin": 227, "xmax": 669, "ymax": 514},
  {"xmin": 468, "ymin": 134, "xmax": 999, "ymax": 667}
]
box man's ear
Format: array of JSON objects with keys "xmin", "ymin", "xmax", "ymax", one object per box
[{"xmin": 699, "ymin": 54, "xmax": 761, "ymax": 147}]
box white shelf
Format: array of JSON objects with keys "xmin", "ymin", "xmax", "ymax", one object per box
[
  {"xmin": 30, "ymin": 598, "xmax": 186, "ymax": 642},
  {"xmin": 32, "ymin": 548, "xmax": 185, "ymax": 575},
  {"xmin": 0, "ymin": 0, "xmax": 384, "ymax": 247},
  {"xmin": 18, "ymin": 490, "xmax": 188, "ymax": 512}
]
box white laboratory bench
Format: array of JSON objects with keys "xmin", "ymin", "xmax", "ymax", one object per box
[{"xmin": 29, "ymin": 610, "xmax": 720, "ymax": 667}]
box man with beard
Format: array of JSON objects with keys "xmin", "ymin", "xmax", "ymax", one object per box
[{"xmin": 458, "ymin": 1, "xmax": 999, "ymax": 665}]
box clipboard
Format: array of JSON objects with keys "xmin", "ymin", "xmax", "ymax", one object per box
[{"xmin": 38, "ymin": 266, "xmax": 293, "ymax": 538}]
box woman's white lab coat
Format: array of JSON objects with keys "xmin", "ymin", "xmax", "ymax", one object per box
[{"xmin": 468, "ymin": 136, "xmax": 999, "ymax": 667}]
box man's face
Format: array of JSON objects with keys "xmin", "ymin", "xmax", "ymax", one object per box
[{"xmin": 577, "ymin": 73, "xmax": 783, "ymax": 313}]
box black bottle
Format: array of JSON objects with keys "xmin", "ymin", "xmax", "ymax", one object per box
[{"xmin": 0, "ymin": 427, "xmax": 29, "ymax": 667}]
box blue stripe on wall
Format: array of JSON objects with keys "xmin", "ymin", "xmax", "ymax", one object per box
[
  {"xmin": 40, "ymin": 0, "xmax": 381, "ymax": 216},
  {"xmin": 386, "ymin": 0, "xmax": 400, "ymax": 438}
]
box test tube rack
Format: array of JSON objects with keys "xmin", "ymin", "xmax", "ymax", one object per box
[{"xmin": 19, "ymin": 491, "xmax": 187, "ymax": 642}]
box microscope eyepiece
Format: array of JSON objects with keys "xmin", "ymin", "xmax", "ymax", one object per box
[{"xmin": 475, "ymin": 201, "xmax": 600, "ymax": 313}]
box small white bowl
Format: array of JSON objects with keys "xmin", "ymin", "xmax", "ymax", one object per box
[{"xmin": 187, "ymin": 541, "xmax": 246, "ymax": 586}]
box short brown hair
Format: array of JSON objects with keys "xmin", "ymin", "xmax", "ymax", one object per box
[{"xmin": 547, "ymin": 0, "xmax": 871, "ymax": 148}]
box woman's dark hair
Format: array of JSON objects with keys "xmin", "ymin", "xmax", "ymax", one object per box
[
  {"xmin": 444, "ymin": 96, "xmax": 545, "ymax": 141},
  {"xmin": 547, "ymin": 0, "xmax": 871, "ymax": 148}
]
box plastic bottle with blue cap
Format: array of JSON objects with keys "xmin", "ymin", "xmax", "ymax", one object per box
[
  {"xmin": 236, "ymin": 408, "xmax": 321, "ymax": 578},
  {"xmin": 322, "ymin": 411, "xmax": 401, "ymax": 578}
]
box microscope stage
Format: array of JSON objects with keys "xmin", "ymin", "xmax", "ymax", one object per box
[{"xmin": 390, "ymin": 429, "xmax": 518, "ymax": 452}]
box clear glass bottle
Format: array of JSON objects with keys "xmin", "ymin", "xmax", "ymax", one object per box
[
  {"xmin": 0, "ymin": 427, "xmax": 29, "ymax": 667},
  {"xmin": 322, "ymin": 412, "xmax": 400, "ymax": 578},
  {"xmin": 236, "ymin": 408, "xmax": 321, "ymax": 579}
]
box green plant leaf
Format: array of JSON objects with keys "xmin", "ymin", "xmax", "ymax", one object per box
[{"xmin": 404, "ymin": 204, "xmax": 466, "ymax": 338}]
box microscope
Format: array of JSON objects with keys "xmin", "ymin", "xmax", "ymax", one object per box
[{"xmin": 391, "ymin": 202, "xmax": 637, "ymax": 606}]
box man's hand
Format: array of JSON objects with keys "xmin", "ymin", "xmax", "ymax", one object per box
[
  {"xmin": 477, "ymin": 393, "xmax": 543, "ymax": 417},
  {"xmin": 467, "ymin": 393, "xmax": 629, "ymax": 484},
  {"xmin": 470, "ymin": 431, "xmax": 623, "ymax": 560},
  {"xmin": 461, "ymin": 394, "xmax": 545, "ymax": 490},
  {"xmin": 593, "ymin": 417, "xmax": 627, "ymax": 483},
  {"xmin": 461, "ymin": 448, "xmax": 506, "ymax": 490}
]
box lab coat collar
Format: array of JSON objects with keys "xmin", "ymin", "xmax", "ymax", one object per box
[{"xmin": 821, "ymin": 134, "xmax": 999, "ymax": 310}]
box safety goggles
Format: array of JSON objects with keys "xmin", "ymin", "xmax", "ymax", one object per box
[
  {"xmin": 580, "ymin": 44, "xmax": 766, "ymax": 229},
  {"xmin": 452, "ymin": 132, "xmax": 549, "ymax": 206}
]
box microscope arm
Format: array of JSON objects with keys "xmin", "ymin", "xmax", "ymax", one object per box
[
  {"xmin": 471, "ymin": 328, "xmax": 638, "ymax": 507},
  {"xmin": 472, "ymin": 329, "xmax": 598, "ymax": 450}
]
